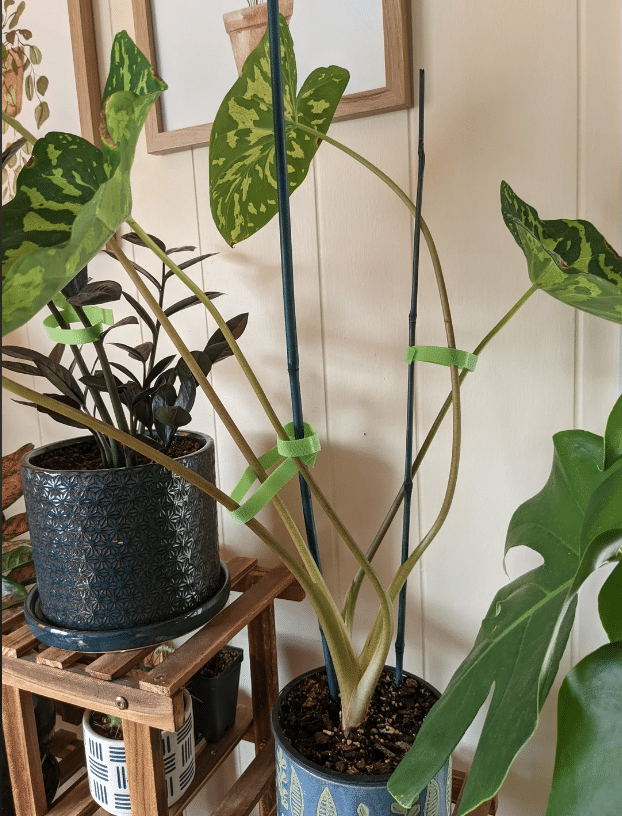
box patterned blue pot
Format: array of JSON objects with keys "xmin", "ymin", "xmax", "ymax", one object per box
[
  {"xmin": 272, "ymin": 668, "xmax": 452, "ymax": 816},
  {"xmin": 21, "ymin": 432, "xmax": 222, "ymax": 635}
]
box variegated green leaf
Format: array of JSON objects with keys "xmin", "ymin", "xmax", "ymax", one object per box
[
  {"xmin": 2, "ymin": 31, "xmax": 166, "ymax": 335},
  {"xmin": 316, "ymin": 787, "xmax": 337, "ymax": 816},
  {"xmin": 209, "ymin": 14, "xmax": 349, "ymax": 246},
  {"xmin": 501, "ymin": 181, "xmax": 622, "ymax": 323},
  {"xmin": 2, "ymin": 542, "xmax": 33, "ymax": 573}
]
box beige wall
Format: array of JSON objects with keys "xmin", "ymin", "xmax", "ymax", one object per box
[{"xmin": 3, "ymin": 2, "xmax": 620, "ymax": 813}]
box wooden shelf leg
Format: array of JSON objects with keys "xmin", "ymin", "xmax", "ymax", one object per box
[
  {"xmin": 123, "ymin": 719, "xmax": 168, "ymax": 816},
  {"xmin": 2, "ymin": 684, "xmax": 48, "ymax": 816},
  {"xmin": 248, "ymin": 601, "xmax": 278, "ymax": 816}
]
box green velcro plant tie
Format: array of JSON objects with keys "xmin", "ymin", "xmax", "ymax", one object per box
[
  {"xmin": 43, "ymin": 305, "xmax": 114, "ymax": 344},
  {"xmin": 229, "ymin": 422, "xmax": 320, "ymax": 525},
  {"xmin": 406, "ymin": 345, "xmax": 478, "ymax": 371}
]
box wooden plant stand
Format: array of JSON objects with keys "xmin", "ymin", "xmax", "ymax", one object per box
[{"xmin": 2, "ymin": 554, "xmax": 497, "ymax": 816}]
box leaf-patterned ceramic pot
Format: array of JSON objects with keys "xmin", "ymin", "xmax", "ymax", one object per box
[
  {"xmin": 272, "ymin": 668, "xmax": 452, "ymax": 816},
  {"xmin": 21, "ymin": 432, "xmax": 221, "ymax": 634}
]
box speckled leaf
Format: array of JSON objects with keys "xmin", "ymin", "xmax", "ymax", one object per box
[
  {"xmin": 209, "ymin": 14, "xmax": 349, "ymax": 246},
  {"xmin": 2, "ymin": 31, "xmax": 166, "ymax": 335},
  {"xmin": 2, "ymin": 542, "xmax": 32, "ymax": 572},
  {"xmin": 388, "ymin": 428, "xmax": 622, "ymax": 815},
  {"xmin": 501, "ymin": 181, "xmax": 622, "ymax": 323}
]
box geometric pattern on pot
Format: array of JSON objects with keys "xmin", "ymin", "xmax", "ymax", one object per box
[
  {"xmin": 21, "ymin": 432, "xmax": 221, "ymax": 630},
  {"xmin": 83, "ymin": 691, "xmax": 195, "ymax": 815},
  {"xmin": 272, "ymin": 668, "xmax": 452, "ymax": 816}
]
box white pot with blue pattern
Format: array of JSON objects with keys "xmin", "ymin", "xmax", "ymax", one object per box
[
  {"xmin": 83, "ymin": 690, "xmax": 195, "ymax": 814},
  {"xmin": 272, "ymin": 668, "xmax": 452, "ymax": 816}
]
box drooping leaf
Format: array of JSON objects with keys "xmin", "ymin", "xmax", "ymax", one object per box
[
  {"xmin": 174, "ymin": 367, "xmax": 196, "ymax": 414},
  {"xmin": 164, "ymin": 291, "xmax": 223, "ymax": 318},
  {"xmin": 154, "ymin": 405, "xmax": 191, "ymax": 429},
  {"xmin": 24, "ymin": 73, "xmax": 33, "ymax": 100},
  {"xmin": 209, "ymin": 14, "xmax": 349, "ymax": 245},
  {"xmin": 388, "ymin": 428, "xmax": 621, "ymax": 814},
  {"xmin": 2, "ymin": 31, "xmax": 167, "ymax": 335},
  {"xmin": 546, "ymin": 642, "xmax": 622, "ymax": 816},
  {"xmin": 598, "ymin": 562, "xmax": 622, "ymax": 642},
  {"xmin": 501, "ymin": 181, "xmax": 622, "ymax": 323}
]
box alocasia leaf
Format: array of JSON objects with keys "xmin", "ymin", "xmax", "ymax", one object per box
[
  {"xmin": 2, "ymin": 31, "xmax": 166, "ymax": 335},
  {"xmin": 501, "ymin": 181, "xmax": 622, "ymax": 324},
  {"xmin": 546, "ymin": 642, "xmax": 622, "ymax": 816},
  {"xmin": 209, "ymin": 14, "xmax": 349, "ymax": 246},
  {"xmin": 388, "ymin": 426, "xmax": 621, "ymax": 814}
]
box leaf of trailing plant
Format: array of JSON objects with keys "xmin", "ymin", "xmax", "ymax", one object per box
[
  {"xmin": 388, "ymin": 429, "xmax": 619, "ymax": 814},
  {"xmin": 164, "ymin": 291, "xmax": 223, "ymax": 318},
  {"xmin": 144, "ymin": 354, "xmax": 176, "ymax": 387},
  {"xmin": 66, "ymin": 280, "xmax": 122, "ymax": 306},
  {"xmin": 2, "ymin": 542, "xmax": 33, "ymax": 573},
  {"xmin": 206, "ymin": 313, "xmax": 248, "ymax": 350},
  {"xmin": 2, "ymin": 576, "xmax": 28, "ymax": 608},
  {"xmin": 15, "ymin": 393, "xmax": 89, "ymax": 429},
  {"xmin": 209, "ymin": 14, "xmax": 349, "ymax": 245},
  {"xmin": 2, "ymin": 31, "xmax": 166, "ymax": 336},
  {"xmin": 603, "ymin": 393, "xmax": 622, "ymax": 471},
  {"xmin": 34, "ymin": 101, "xmax": 49, "ymax": 128},
  {"xmin": 545, "ymin": 642, "xmax": 622, "ymax": 816},
  {"xmin": 501, "ymin": 181, "xmax": 622, "ymax": 324},
  {"xmin": 1, "ymin": 137, "xmax": 26, "ymax": 168},
  {"xmin": 2, "ymin": 511, "xmax": 28, "ymax": 540},
  {"xmin": 36, "ymin": 75, "xmax": 48, "ymax": 95},
  {"xmin": 598, "ymin": 559, "xmax": 622, "ymax": 644},
  {"xmin": 122, "ymin": 291, "xmax": 158, "ymax": 336},
  {"xmin": 121, "ymin": 231, "xmax": 166, "ymax": 253},
  {"xmin": 108, "ymin": 361, "xmax": 141, "ymax": 385},
  {"xmin": 177, "ymin": 253, "xmax": 217, "ymax": 271},
  {"xmin": 24, "ymin": 73, "xmax": 33, "ymax": 101}
]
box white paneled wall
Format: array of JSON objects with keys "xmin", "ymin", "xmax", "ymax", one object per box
[{"xmin": 3, "ymin": 2, "xmax": 620, "ymax": 814}]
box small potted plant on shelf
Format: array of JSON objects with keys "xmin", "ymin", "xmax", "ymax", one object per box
[
  {"xmin": 2, "ymin": 4, "xmax": 620, "ymax": 814},
  {"xmin": 187, "ymin": 644, "xmax": 244, "ymax": 744},
  {"xmin": 223, "ymin": 0, "xmax": 293, "ymax": 74}
]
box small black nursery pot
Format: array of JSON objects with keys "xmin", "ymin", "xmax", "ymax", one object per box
[{"xmin": 187, "ymin": 646, "xmax": 243, "ymax": 744}]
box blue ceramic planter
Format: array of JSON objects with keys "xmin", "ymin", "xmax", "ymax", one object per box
[
  {"xmin": 272, "ymin": 668, "xmax": 452, "ymax": 816},
  {"xmin": 20, "ymin": 432, "xmax": 223, "ymax": 646}
]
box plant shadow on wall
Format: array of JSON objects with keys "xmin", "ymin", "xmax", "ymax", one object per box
[{"xmin": 2, "ymin": 5, "xmax": 621, "ymax": 816}]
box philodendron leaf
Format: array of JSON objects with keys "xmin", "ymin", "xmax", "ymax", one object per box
[
  {"xmin": 598, "ymin": 562, "xmax": 622, "ymax": 642},
  {"xmin": 546, "ymin": 642, "xmax": 622, "ymax": 816},
  {"xmin": 209, "ymin": 14, "xmax": 349, "ymax": 245},
  {"xmin": 2, "ymin": 31, "xmax": 166, "ymax": 335},
  {"xmin": 388, "ymin": 428, "xmax": 621, "ymax": 815},
  {"xmin": 501, "ymin": 181, "xmax": 622, "ymax": 323},
  {"xmin": 603, "ymin": 393, "xmax": 622, "ymax": 470}
]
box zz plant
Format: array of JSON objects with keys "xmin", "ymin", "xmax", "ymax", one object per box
[{"xmin": 1, "ymin": 15, "xmax": 620, "ymax": 815}]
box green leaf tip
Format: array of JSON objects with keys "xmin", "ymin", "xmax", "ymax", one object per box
[
  {"xmin": 2, "ymin": 32, "xmax": 166, "ymax": 337},
  {"xmin": 501, "ymin": 181, "xmax": 622, "ymax": 324},
  {"xmin": 209, "ymin": 14, "xmax": 349, "ymax": 246}
]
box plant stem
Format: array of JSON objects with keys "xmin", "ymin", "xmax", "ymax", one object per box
[{"xmin": 2, "ymin": 111, "xmax": 36, "ymax": 145}]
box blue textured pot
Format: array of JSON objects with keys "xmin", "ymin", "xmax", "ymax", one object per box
[
  {"xmin": 21, "ymin": 432, "xmax": 222, "ymax": 634},
  {"xmin": 272, "ymin": 668, "xmax": 452, "ymax": 816}
]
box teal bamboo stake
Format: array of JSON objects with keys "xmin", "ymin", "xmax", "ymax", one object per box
[
  {"xmin": 395, "ymin": 70, "xmax": 426, "ymax": 687},
  {"xmin": 266, "ymin": 0, "xmax": 338, "ymax": 698}
]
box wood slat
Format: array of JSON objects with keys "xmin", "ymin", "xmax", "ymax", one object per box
[
  {"xmin": 47, "ymin": 775, "xmax": 99, "ymax": 816},
  {"xmin": 37, "ymin": 647, "xmax": 85, "ymax": 669},
  {"xmin": 226, "ymin": 554, "xmax": 258, "ymax": 588},
  {"xmin": 232, "ymin": 566, "xmax": 305, "ymax": 602},
  {"xmin": 209, "ymin": 739, "xmax": 275, "ymax": 816},
  {"xmin": 2, "ymin": 623, "xmax": 39, "ymax": 657},
  {"xmin": 84, "ymin": 646, "xmax": 155, "ymax": 680},
  {"xmin": 168, "ymin": 705, "xmax": 254, "ymax": 816},
  {"xmin": 2, "ymin": 605, "xmax": 25, "ymax": 631},
  {"xmin": 123, "ymin": 719, "xmax": 169, "ymax": 816},
  {"xmin": 2, "ymin": 685, "xmax": 48, "ymax": 815},
  {"xmin": 3, "ymin": 655, "xmax": 184, "ymax": 732},
  {"xmin": 140, "ymin": 564, "xmax": 295, "ymax": 696}
]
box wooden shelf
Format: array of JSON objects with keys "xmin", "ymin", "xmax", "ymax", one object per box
[{"xmin": 2, "ymin": 556, "xmax": 302, "ymax": 816}]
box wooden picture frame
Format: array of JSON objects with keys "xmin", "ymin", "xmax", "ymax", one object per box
[
  {"xmin": 131, "ymin": 0, "xmax": 413, "ymax": 155},
  {"xmin": 66, "ymin": 0, "xmax": 101, "ymax": 145}
]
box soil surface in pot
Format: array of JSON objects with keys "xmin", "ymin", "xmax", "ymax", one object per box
[
  {"xmin": 89, "ymin": 713, "xmax": 124, "ymax": 740},
  {"xmin": 196, "ymin": 645, "xmax": 240, "ymax": 678},
  {"xmin": 31, "ymin": 436, "xmax": 202, "ymax": 470},
  {"xmin": 278, "ymin": 670, "xmax": 437, "ymax": 776}
]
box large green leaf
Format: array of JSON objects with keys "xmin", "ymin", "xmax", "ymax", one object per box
[
  {"xmin": 209, "ymin": 14, "xmax": 349, "ymax": 246},
  {"xmin": 603, "ymin": 393, "xmax": 622, "ymax": 471},
  {"xmin": 501, "ymin": 181, "xmax": 622, "ymax": 324},
  {"xmin": 546, "ymin": 641, "xmax": 622, "ymax": 816},
  {"xmin": 2, "ymin": 32, "xmax": 166, "ymax": 335},
  {"xmin": 388, "ymin": 428, "xmax": 621, "ymax": 814},
  {"xmin": 598, "ymin": 562, "xmax": 622, "ymax": 642}
]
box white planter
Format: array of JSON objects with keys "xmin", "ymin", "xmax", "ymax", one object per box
[{"xmin": 83, "ymin": 691, "xmax": 195, "ymax": 815}]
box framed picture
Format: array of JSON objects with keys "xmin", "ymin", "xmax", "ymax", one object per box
[{"xmin": 131, "ymin": 0, "xmax": 413, "ymax": 155}]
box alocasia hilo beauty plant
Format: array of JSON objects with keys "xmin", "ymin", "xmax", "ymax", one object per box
[{"xmin": 2, "ymin": 5, "xmax": 621, "ymax": 814}]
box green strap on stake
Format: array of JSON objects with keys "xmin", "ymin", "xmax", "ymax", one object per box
[
  {"xmin": 229, "ymin": 422, "xmax": 320, "ymax": 525},
  {"xmin": 406, "ymin": 345, "xmax": 478, "ymax": 371},
  {"xmin": 43, "ymin": 304, "xmax": 114, "ymax": 344}
]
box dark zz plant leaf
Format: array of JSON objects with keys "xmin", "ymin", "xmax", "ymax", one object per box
[
  {"xmin": 33, "ymin": 358, "xmax": 84, "ymax": 403},
  {"xmin": 501, "ymin": 181, "xmax": 622, "ymax": 324},
  {"xmin": 177, "ymin": 253, "xmax": 218, "ymax": 271},
  {"xmin": 154, "ymin": 405, "xmax": 192, "ymax": 429},
  {"xmin": 79, "ymin": 371, "xmax": 123, "ymax": 392},
  {"xmin": 206, "ymin": 313, "xmax": 249, "ymax": 350},
  {"xmin": 174, "ymin": 367, "xmax": 196, "ymax": 414},
  {"xmin": 166, "ymin": 245, "xmax": 196, "ymax": 254},
  {"xmin": 2, "ymin": 360, "xmax": 41, "ymax": 377},
  {"xmin": 14, "ymin": 394, "xmax": 89, "ymax": 429},
  {"xmin": 133, "ymin": 395, "xmax": 153, "ymax": 428},
  {"xmin": 205, "ymin": 341, "xmax": 233, "ymax": 365},
  {"xmin": 121, "ymin": 231, "xmax": 167, "ymax": 253},
  {"xmin": 108, "ymin": 361, "xmax": 141, "ymax": 385},
  {"xmin": 61, "ymin": 267, "xmax": 89, "ymax": 299},
  {"xmin": 164, "ymin": 291, "xmax": 223, "ymax": 318},
  {"xmin": 49, "ymin": 343, "xmax": 65, "ymax": 365},
  {"xmin": 121, "ymin": 291, "xmax": 158, "ymax": 337},
  {"xmin": 144, "ymin": 354, "xmax": 176, "ymax": 387},
  {"xmin": 2, "ymin": 32, "xmax": 166, "ymax": 336},
  {"xmin": 66, "ymin": 280, "xmax": 122, "ymax": 306},
  {"xmin": 99, "ymin": 316, "xmax": 139, "ymax": 341},
  {"xmin": 105, "ymin": 250, "xmax": 163, "ymax": 290},
  {"xmin": 152, "ymin": 382, "xmax": 176, "ymax": 411},
  {"xmin": 109, "ymin": 341, "xmax": 152, "ymax": 362},
  {"xmin": 177, "ymin": 350, "xmax": 214, "ymax": 380},
  {"xmin": 133, "ymin": 432, "xmax": 164, "ymax": 450},
  {"xmin": 209, "ymin": 14, "xmax": 349, "ymax": 245}
]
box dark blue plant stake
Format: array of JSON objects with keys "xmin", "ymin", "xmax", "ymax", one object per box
[
  {"xmin": 395, "ymin": 70, "xmax": 426, "ymax": 688},
  {"xmin": 266, "ymin": 0, "xmax": 338, "ymax": 699}
]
